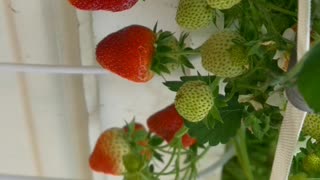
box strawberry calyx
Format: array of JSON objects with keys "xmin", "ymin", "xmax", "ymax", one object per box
[{"xmin": 151, "ymin": 25, "xmax": 197, "ymax": 76}]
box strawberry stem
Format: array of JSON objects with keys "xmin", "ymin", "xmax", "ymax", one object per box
[
  {"xmin": 153, "ymin": 147, "xmax": 188, "ymax": 155},
  {"xmin": 175, "ymin": 148, "xmax": 181, "ymax": 180},
  {"xmin": 263, "ymin": 2, "xmax": 297, "ymax": 17},
  {"xmin": 232, "ymin": 126, "xmax": 254, "ymax": 180},
  {"xmin": 154, "ymin": 148, "xmax": 177, "ymax": 178},
  {"xmin": 153, "ymin": 146, "xmax": 210, "ymax": 177}
]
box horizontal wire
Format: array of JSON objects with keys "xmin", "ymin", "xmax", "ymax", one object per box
[{"xmin": 0, "ymin": 63, "xmax": 108, "ymax": 75}]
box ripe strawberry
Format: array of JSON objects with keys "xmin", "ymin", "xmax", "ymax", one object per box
[
  {"xmin": 302, "ymin": 153, "xmax": 320, "ymax": 174},
  {"xmin": 147, "ymin": 104, "xmax": 196, "ymax": 148},
  {"xmin": 201, "ymin": 31, "xmax": 248, "ymax": 78},
  {"xmin": 96, "ymin": 25, "xmax": 195, "ymax": 83},
  {"xmin": 182, "ymin": 134, "xmax": 197, "ymax": 148},
  {"xmin": 302, "ymin": 114, "xmax": 320, "ymax": 141},
  {"xmin": 68, "ymin": 0, "xmax": 138, "ymax": 12},
  {"xmin": 176, "ymin": 0, "xmax": 214, "ymax": 31},
  {"xmin": 175, "ymin": 80, "xmax": 214, "ymax": 122},
  {"xmin": 89, "ymin": 128, "xmax": 130, "ymax": 175},
  {"xmin": 206, "ymin": 0, "xmax": 241, "ymax": 10}
]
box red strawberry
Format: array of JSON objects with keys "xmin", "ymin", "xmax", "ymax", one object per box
[
  {"xmin": 96, "ymin": 25, "xmax": 195, "ymax": 83},
  {"xmin": 68, "ymin": 0, "xmax": 138, "ymax": 12},
  {"xmin": 89, "ymin": 128, "xmax": 130, "ymax": 175},
  {"xmin": 182, "ymin": 134, "xmax": 197, "ymax": 148},
  {"xmin": 147, "ymin": 104, "xmax": 196, "ymax": 148}
]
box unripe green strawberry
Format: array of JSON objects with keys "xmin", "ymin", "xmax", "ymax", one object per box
[
  {"xmin": 206, "ymin": 0, "xmax": 241, "ymax": 10},
  {"xmin": 123, "ymin": 153, "xmax": 144, "ymax": 173},
  {"xmin": 302, "ymin": 114, "xmax": 320, "ymax": 141},
  {"xmin": 302, "ymin": 153, "xmax": 320, "ymax": 174},
  {"xmin": 175, "ymin": 80, "xmax": 214, "ymax": 122},
  {"xmin": 201, "ymin": 31, "xmax": 248, "ymax": 78},
  {"xmin": 176, "ymin": 0, "xmax": 214, "ymax": 31}
]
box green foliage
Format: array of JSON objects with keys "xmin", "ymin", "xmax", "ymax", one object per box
[
  {"xmin": 222, "ymin": 125, "xmax": 280, "ymax": 180},
  {"xmin": 291, "ymin": 139, "xmax": 320, "ymax": 178},
  {"xmin": 185, "ymin": 97, "xmax": 242, "ymax": 146},
  {"xmin": 296, "ymin": 43, "xmax": 320, "ymax": 113}
]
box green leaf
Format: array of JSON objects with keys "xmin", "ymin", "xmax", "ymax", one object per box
[
  {"xmin": 180, "ymin": 56, "xmax": 194, "ymax": 69},
  {"xmin": 156, "ymin": 45, "xmax": 172, "ymax": 53},
  {"xmin": 203, "ymin": 115, "xmax": 216, "ymax": 129},
  {"xmin": 243, "ymin": 113, "xmax": 271, "ymax": 140},
  {"xmin": 125, "ymin": 120, "xmax": 137, "ymax": 139},
  {"xmin": 296, "ymin": 42, "xmax": 320, "ymax": 113},
  {"xmin": 157, "ymin": 64, "xmax": 170, "ymax": 74},
  {"xmin": 163, "ymin": 75, "xmax": 217, "ymax": 92},
  {"xmin": 180, "ymin": 75, "xmax": 202, "ymax": 82},
  {"xmin": 133, "ymin": 130, "xmax": 148, "ymax": 142},
  {"xmin": 149, "ymin": 164, "xmax": 154, "ymax": 173},
  {"xmin": 153, "ymin": 151, "xmax": 164, "ymax": 163},
  {"xmin": 157, "ymin": 31, "xmax": 174, "ymax": 42},
  {"xmin": 179, "ymin": 32, "xmax": 189, "ymax": 48},
  {"xmin": 185, "ymin": 97, "xmax": 242, "ymax": 146},
  {"xmin": 210, "ymin": 105, "xmax": 223, "ymax": 123},
  {"xmin": 149, "ymin": 136, "xmax": 164, "ymax": 147},
  {"xmin": 163, "ymin": 81, "xmax": 184, "ymax": 92}
]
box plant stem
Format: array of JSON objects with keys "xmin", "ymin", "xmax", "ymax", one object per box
[
  {"xmin": 158, "ymin": 144, "xmax": 170, "ymax": 149},
  {"xmin": 154, "ymin": 148, "xmax": 177, "ymax": 177},
  {"xmin": 154, "ymin": 147, "xmax": 188, "ymax": 155},
  {"xmin": 175, "ymin": 148, "xmax": 181, "ymax": 180},
  {"xmin": 154, "ymin": 145, "xmax": 210, "ymax": 176},
  {"xmin": 232, "ymin": 127, "xmax": 254, "ymax": 180},
  {"xmin": 264, "ymin": 2, "xmax": 297, "ymax": 17},
  {"xmin": 182, "ymin": 167, "xmax": 191, "ymax": 180},
  {"xmin": 178, "ymin": 51, "xmax": 201, "ymax": 56}
]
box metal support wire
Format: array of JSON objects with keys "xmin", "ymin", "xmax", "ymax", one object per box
[{"xmin": 0, "ymin": 63, "xmax": 107, "ymax": 75}]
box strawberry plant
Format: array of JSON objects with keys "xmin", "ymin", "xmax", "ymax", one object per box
[{"xmin": 66, "ymin": 0, "xmax": 320, "ymax": 179}]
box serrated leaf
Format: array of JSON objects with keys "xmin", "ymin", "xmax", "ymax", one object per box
[
  {"xmin": 296, "ymin": 42, "xmax": 320, "ymax": 113},
  {"xmin": 185, "ymin": 97, "xmax": 242, "ymax": 146}
]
